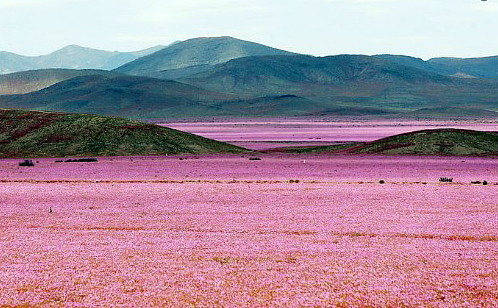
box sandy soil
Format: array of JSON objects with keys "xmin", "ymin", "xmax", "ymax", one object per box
[{"xmin": 1, "ymin": 154, "xmax": 497, "ymax": 307}]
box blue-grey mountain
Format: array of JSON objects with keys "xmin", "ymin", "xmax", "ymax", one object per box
[{"xmin": 0, "ymin": 45, "xmax": 164, "ymax": 74}]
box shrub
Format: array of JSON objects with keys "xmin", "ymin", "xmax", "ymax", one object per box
[
  {"xmin": 18, "ymin": 160, "xmax": 35, "ymax": 167},
  {"xmin": 439, "ymin": 177, "xmax": 453, "ymax": 183},
  {"xmin": 471, "ymin": 181, "xmax": 482, "ymax": 184},
  {"xmin": 379, "ymin": 180, "xmax": 385, "ymax": 184},
  {"xmin": 483, "ymin": 180, "xmax": 488, "ymax": 185},
  {"xmin": 64, "ymin": 158, "xmax": 98, "ymax": 163},
  {"xmin": 249, "ymin": 157, "xmax": 262, "ymax": 161}
]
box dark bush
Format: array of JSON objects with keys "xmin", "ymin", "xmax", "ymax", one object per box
[
  {"xmin": 249, "ymin": 157, "xmax": 262, "ymax": 161},
  {"xmin": 483, "ymin": 181, "xmax": 488, "ymax": 185},
  {"xmin": 471, "ymin": 181, "xmax": 482, "ymax": 184},
  {"xmin": 64, "ymin": 158, "xmax": 98, "ymax": 163},
  {"xmin": 439, "ymin": 177, "xmax": 453, "ymax": 183},
  {"xmin": 18, "ymin": 160, "xmax": 35, "ymax": 167},
  {"xmin": 379, "ymin": 180, "xmax": 385, "ymax": 184}
]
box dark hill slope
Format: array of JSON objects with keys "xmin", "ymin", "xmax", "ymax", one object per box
[
  {"xmin": 114, "ymin": 36, "xmax": 297, "ymax": 78},
  {"xmin": 0, "ymin": 75, "xmax": 235, "ymax": 119},
  {"xmin": 0, "ymin": 109, "xmax": 246, "ymax": 158},
  {"xmin": 0, "ymin": 69, "xmax": 121, "ymax": 95},
  {"xmin": 347, "ymin": 129, "xmax": 498, "ymax": 156}
]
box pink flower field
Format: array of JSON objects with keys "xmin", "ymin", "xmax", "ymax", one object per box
[
  {"xmin": 164, "ymin": 119, "xmax": 498, "ymax": 150},
  {"xmin": 1, "ymin": 154, "xmax": 497, "ymax": 307}
]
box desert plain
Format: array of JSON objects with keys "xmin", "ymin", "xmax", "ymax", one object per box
[{"xmin": 1, "ymin": 119, "xmax": 498, "ymax": 307}]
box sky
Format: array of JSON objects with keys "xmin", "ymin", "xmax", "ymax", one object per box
[{"xmin": 0, "ymin": 0, "xmax": 496, "ymax": 59}]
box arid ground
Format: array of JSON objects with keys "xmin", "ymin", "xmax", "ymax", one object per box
[{"xmin": 1, "ymin": 120, "xmax": 498, "ymax": 307}]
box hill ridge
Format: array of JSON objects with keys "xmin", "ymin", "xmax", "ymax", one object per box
[
  {"xmin": 0, "ymin": 109, "xmax": 246, "ymax": 158},
  {"xmin": 347, "ymin": 128, "xmax": 498, "ymax": 156}
]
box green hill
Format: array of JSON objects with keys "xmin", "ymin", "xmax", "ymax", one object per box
[
  {"xmin": 347, "ymin": 128, "xmax": 498, "ymax": 156},
  {"xmin": 280, "ymin": 129, "xmax": 498, "ymax": 156},
  {"xmin": 0, "ymin": 109, "xmax": 246, "ymax": 158}
]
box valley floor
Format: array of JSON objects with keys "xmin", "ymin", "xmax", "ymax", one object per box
[{"xmin": 1, "ymin": 154, "xmax": 497, "ymax": 307}]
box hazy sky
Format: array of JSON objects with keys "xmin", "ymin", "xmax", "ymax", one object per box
[{"xmin": 1, "ymin": 0, "xmax": 496, "ymax": 59}]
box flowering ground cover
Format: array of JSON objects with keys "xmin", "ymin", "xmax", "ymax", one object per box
[
  {"xmin": 1, "ymin": 154, "xmax": 497, "ymax": 307},
  {"xmin": 164, "ymin": 119, "xmax": 498, "ymax": 150}
]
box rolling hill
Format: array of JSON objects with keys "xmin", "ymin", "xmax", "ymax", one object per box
[
  {"xmin": 0, "ymin": 109, "xmax": 246, "ymax": 158},
  {"xmin": 0, "ymin": 45, "xmax": 164, "ymax": 74},
  {"xmin": 347, "ymin": 128, "xmax": 498, "ymax": 156},
  {"xmin": 114, "ymin": 36, "xmax": 297, "ymax": 78},
  {"xmin": 282, "ymin": 129, "xmax": 498, "ymax": 156},
  {"xmin": 0, "ymin": 69, "xmax": 121, "ymax": 95}
]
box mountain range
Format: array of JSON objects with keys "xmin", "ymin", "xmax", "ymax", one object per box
[
  {"xmin": 1, "ymin": 36, "xmax": 497, "ymax": 119},
  {"xmin": 0, "ymin": 45, "xmax": 164, "ymax": 74}
]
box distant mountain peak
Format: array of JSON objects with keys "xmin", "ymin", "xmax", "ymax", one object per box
[
  {"xmin": 49, "ymin": 45, "xmax": 103, "ymax": 56},
  {"xmin": 61, "ymin": 44, "xmax": 85, "ymax": 49},
  {"xmin": 0, "ymin": 45, "xmax": 165, "ymax": 73},
  {"xmin": 114, "ymin": 36, "xmax": 297, "ymax": 77}
]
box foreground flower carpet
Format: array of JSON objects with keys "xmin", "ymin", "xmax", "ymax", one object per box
[{"xmin": 1, "ymin": 154, "xmax": 497, "ymax": 307}]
